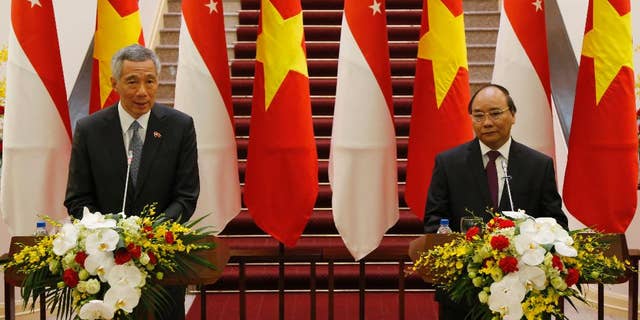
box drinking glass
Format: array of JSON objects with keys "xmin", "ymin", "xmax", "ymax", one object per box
[{"xmin": 460, "ymin": 216, "xmax": 483, "ymax": 234}]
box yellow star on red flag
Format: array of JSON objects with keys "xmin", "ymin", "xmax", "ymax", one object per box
[
  {"xmin": 417, "ymin": 0, "xmax": 468, "ymax": 108},
  {"xmin": 581, "ymin": 0, "xmax": 633, "ymax": 104},
  {"xmin": 255, "ymin": 0, "xmax": 308, "ymax": 110}
]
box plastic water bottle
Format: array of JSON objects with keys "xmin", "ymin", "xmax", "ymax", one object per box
[
  {"xmin": 437, "ymin": 218, "xmax": 453, "ymax": 234},
  {"xmin": 34, "ymin": 221, "xmax": 47, "ymax": 237}
]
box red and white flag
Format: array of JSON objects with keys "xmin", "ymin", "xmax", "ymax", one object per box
[
  {"xmin": 1, "ymin": 0, "xmax": 72, "ymax": 235},
  {"xmin": 330, "ymin": 0, "xmax": 399, "ymax": 260},
  {"xmin": 564, "ymin": 0, "xmax": 637, "ymax": 233},
  {"xmin": 492, "ymin": 0, "xmax": 555, "ymax": 158},
  {"xmin": 404, "ymin": 0, "xmax": 473, "ymax": 219},
  {"xmin": 174, "ymin": 0, "xmax": 241, "ymax": 232}
]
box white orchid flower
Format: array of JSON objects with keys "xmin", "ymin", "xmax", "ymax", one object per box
[
  {"xmin": 554, "ymin": 242, "xmax": 578, "ymax": 257},
  {"xmin": 78, "ymin": 300, "xmax": 115, "ymax": 320},
  {"xmin": 104, "ymin": 285, "xmax": 141, "ymax": 313},
  {"xmin": 519, "ymin": 217, "xmax": 577, "ymax": 257},
  {"xmin": 488, "ymin": 273, "xmax": 526, "ymax": 320},
  {"xmin": 85, "ymin": 229, "xmax": 120, "ymax": 255},
  {"xmin": 517, "ymin": 264, "xmax": 547, "ymax": 290},
  {"xmin": 80, "ymin": 208, "xmax": 117, "ymax": 229},
  {"xmin": 52, "ymin": 223, "xmax": 79, "ymax": 256},
  {"xmin": 514, "ymin": 233, "xmax": 546, "ymax": 266},
  {"xmin": 84, "ymin": 252, "xmax": 115, "ymax": 282},
  {"xmin": 107, "ymin": 264, "xmax": 145, "ymax": 288}
]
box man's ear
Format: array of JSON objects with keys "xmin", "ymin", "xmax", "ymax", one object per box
[{"xmin": 110, "ymin": 77, "xmax": 117, "ymax": 89}]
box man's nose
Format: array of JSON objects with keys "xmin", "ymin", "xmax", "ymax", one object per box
[
  {"xmin": 136, "ymin": 85, "xmax": 148, "ymax": 96},
  {"xmin": 481, "ymin": 116, "xmax": 494, "ymax": 126}
]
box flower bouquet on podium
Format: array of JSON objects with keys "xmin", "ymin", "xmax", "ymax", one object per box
[
  {"xmin": 411, "ymin": 210, "xmax": 633, "ymax": 320},
  {"xmin": 2, "ymin": 205, "xmax": 216, "ymax": 320}
]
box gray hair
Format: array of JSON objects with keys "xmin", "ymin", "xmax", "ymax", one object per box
[{"xmin": 111, "ymin": 44, "xmax": 161, "ymax": 80}]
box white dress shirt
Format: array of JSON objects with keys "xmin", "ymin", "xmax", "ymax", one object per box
[
  {"xmin": 118, "ymin": 103, "xmax": 150, "ymax": 153},
  {"xmin": 479, "ymin": 138, "xmax": 512, "ymax": 206}
]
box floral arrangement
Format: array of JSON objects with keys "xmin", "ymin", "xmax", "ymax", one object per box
[
  {"xmin": 0, "ymin": 44, "xmax": 6, "ymax": 150},
  {"xmin": 411, "ymin": 210, "xmax": 632, "ymax": 320},
  {"xmin": 2, "ymin": 205, "xmax": 215, "ymax": 320},
  {"xmin": 0, "ymin": 44, "xmax": 6, "ymax": 107}
]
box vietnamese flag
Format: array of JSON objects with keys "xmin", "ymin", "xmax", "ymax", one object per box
[
  {"xmin": 405, "ymin": 0, "xmax": 473, "ymax": 219},
  {"xmin": 329, "ymin": 0, "xmax": 399, "ymax": 260},
  {"xmin": 492, "ymin": 0, "xmax": 555, "ymax": 159},
  {"xmin": 174, "ymin": 0, "xmax": 241, "ymax": 233},
  {"xmin": 244, "ymin": 0, "xmax": 318, "ymax": 246},
  {"xmin": 1, "ymin": 0, "xmax": 71, "ymax": 235},
  {"xmin": 89, "ymin": 0, "xmax": 144, "ymax": 114},
  {"xmin": 564, "ymin": 0, "xmax": 637, "ymax": 233}
]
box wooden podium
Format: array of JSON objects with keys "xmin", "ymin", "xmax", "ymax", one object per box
[
  {"xmin": 407, "ymin": 233, "xmax": 637, "ymax": 320},
  {"xmin": 3, "ymin": 235, "xmax": 230, "ymax": 320}
]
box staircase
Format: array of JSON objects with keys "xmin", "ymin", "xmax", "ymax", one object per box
[{"xmin": 156, "ymin": 0, "xmax": 499, "ymax": 318}]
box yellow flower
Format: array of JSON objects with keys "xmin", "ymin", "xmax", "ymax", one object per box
[{"xmin": 0, "ymin": 45, "xmax": 6, "ymax": 106}]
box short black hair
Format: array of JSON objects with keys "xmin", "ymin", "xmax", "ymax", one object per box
[{"xmin": 467, "ymin": 83, "xmax": 517, "ymax": 114}]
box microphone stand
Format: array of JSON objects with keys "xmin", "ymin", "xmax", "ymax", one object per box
[
  {"xmin": 501, "ymin": 159, "xmax": 515, "ymax": 212},
  {"xmin": 121, "ymin": 150, "xmax": 133, "ymax": 218}
]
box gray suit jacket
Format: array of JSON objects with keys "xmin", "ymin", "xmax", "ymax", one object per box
[
  {"xmin": 64, "ymin": 103, "xmax": 199, "ymax": 222},
  {"xmin": 424, "ymin": 138, "xmax": 567, "ymax": 232}
]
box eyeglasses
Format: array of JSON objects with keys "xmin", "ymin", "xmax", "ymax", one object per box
[{"xmin": 470, "ymin": 108, "xmax": 510, "ymax": 123}]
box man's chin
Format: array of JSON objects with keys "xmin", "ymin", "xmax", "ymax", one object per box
[{"xmin": 479, "ymin": 136, "xmax": 504, "ymax": 149}]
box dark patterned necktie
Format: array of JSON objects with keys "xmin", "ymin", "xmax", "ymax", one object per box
[
  {"xmin": 486, "ymin": 150, "xmax": 500, "ymax": 209},
  {"xmin": 129, "ymin": 121, "xmax": 143, "ymax": 187}
]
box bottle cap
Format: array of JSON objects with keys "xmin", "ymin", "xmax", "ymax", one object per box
[
  {"xmin": 36, "ymin": 221, "xmax": 46, "ymax": 228},
  {"xmin": 440, "ymin": 218, "xmax": 449, "ymax": 225}
]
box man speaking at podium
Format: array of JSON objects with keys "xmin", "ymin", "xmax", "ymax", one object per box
[
  {"xmin": 423, "ymin": 84, "xmax": 567, "ymax": 319},
  {"xmin": 64, "ymin": 44, "xmax": 199, "ymax": 320}
]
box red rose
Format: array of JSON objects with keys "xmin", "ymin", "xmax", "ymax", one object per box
[
  {"xmin": 565, "ymin": 268, "xmax": 580, "ymax": 286},
  {"xmin": 127, "ymin": 243, "xmax": 142, "ymax": 259},
  {"xmin": 552, "ymin": 255, "xmax": 564, "ymax": 271},
  {"xmin": 74, "ymin": 251, "xmax": 88, "ymax": 267},
  {"xmin": 165, "ymin": 231, "xmax": 175, "ymax": 244},
  {"xmin": 114, "ymin": 248, "xmax": 132, "ymax": 265},
  {"xmin": 147, "ymin": 251, "xmax": 158, "ymax": 265},
  {"xmin": 466, "ymin": 226, "xmax": 480, "ymax": 240},
  {"xmin": 63, "ymin": 269, "xmax": 79, "ymax": 287},
  {"xmin": 497, "ymin": 219, "xmax": 515, "ymax": 229},
  {"xmin": 144, "ymin": 225, "xmax": 154, "ymax": 239},
  {"xmin": 498, "ymin": 256, "xmax": 519, "ymax": 274},
  {"xmin": 488, "ymin": 217, "xmax": 515, "ymax": 230},
  {"xmin": 490, "ymin": 235, "xmax": 510, "ymax": 250}
]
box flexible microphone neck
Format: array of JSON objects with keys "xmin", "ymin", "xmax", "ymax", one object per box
[
  {"xmin": 121, "ymin": 150, "xmax": 133, "ymax": 218},
  {"xmin": 501, "ymin": 159, "xmax": 515, "ymax": 212}
]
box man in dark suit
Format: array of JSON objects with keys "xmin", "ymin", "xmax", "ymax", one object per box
[
  {"xmin": 424, "ymin": 84, "xmax": 567, "ymax": 319},
  {"xmin": 64, "ymin": 44, "xmax": 199, "ymax": 320}
]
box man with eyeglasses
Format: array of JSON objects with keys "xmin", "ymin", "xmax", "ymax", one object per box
[{"xmin": 423, "ymin": 84, "xmax": 567, "ymax": 320}]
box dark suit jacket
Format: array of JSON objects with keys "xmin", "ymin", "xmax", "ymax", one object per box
[
  {"xmin": 424, "ymin": 138, "xmax": 567, "ymax": 233},
  {"xmin": 64, "ymin": 103, "xmax": 199, "ymax": 222}
]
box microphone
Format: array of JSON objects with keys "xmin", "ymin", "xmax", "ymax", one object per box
[
  {"xmin": 501, "ymin": 159, "xmax": 515, "ymax": 211},
  {"xmin": 121, "ymin": 150, "xmax": 133, "ymax": 218}
]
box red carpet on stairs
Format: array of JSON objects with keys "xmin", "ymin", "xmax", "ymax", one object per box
[
  {"xmin": 186, "ymin": 291, "xmax": 438, "ymax": 320},
  {"xmin": 157, "ymin": 0, "xmax": 500, "ymax": 317}
]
